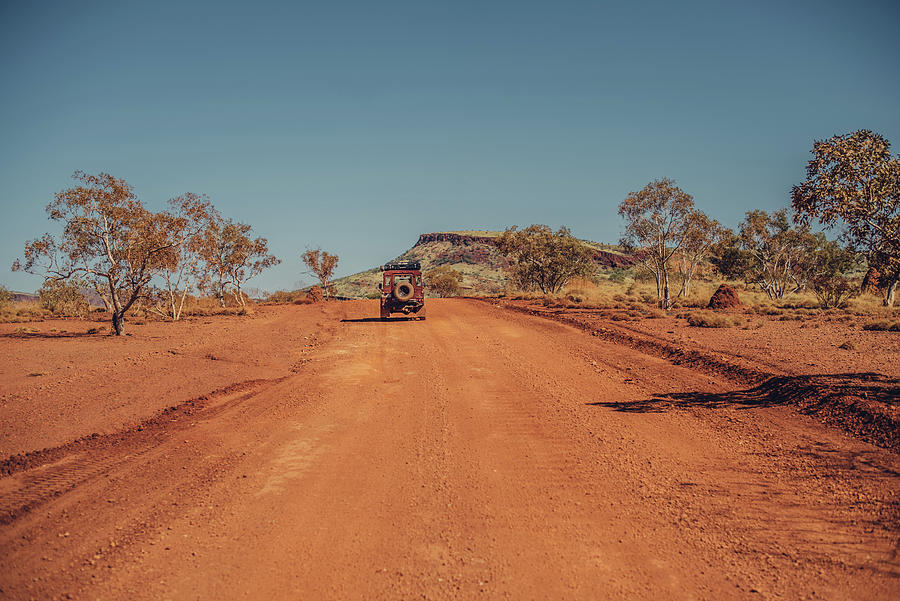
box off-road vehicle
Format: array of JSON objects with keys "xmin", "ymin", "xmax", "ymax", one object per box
[{"xmin": 379, "ymin": 260, "xmax": 426, "ymax": 320}]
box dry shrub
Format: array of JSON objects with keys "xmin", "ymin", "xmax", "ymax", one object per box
[
  {"xmin": 0, "ymin": 301, "xmax": 49, "ymax": 323},
  {"xmin": 686, "ymin": 311, "xmax": 743, "ymax": 328},
  {"xmin": 267, "ymin": 290, "xmax": 299, "ymax": 304},
  {"xmin": 862, "ymin": 320, "xmax": 900, "ymax": 332},
  {"xmin": 674, "ymin": 297, "xmax": 708, "ymax": 309},
  {"xmin": 541, "ymin": 295, "xmax": 566, "ymax": 308},
  {"xmin": 610, "ymin": 313, "xmax": 635, "ymax": 321},
  {"xmin": 0, "ymin": 286, "xmax": 12, "ymax": 309},
  {"xmin": 38, "ymin": 280, "xmax": 91, "ymax": 317},
  {"xmin": 559, "ymin": 277, "xmax": 629, "ymax": 308},
  {"xmin": 143, "ymin": 294, "xmax": 248, "ymax": 319}
]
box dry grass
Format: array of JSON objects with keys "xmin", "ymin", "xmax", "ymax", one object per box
[
  {"xmin": 4, "ymin": 294, "xmax": 260, "ymax": 325},
  {"xmin": 0, "ymin": 301, "xmax": 51, "ymax": 323},
  {"xmin": 686, "ymin": 311, "xmax": 744, "ymax": 328},
  {"xmin": 553, "ymin": 277, "xmax": 897, "ymax": 317},
  {"xmin": 266, "ymin": 290, "xmax": 301, "ymax": 304}
]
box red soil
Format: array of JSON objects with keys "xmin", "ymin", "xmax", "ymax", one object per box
[{"xmin": 0, "ymin": 300, "xmax": 897, "ymax": 600}]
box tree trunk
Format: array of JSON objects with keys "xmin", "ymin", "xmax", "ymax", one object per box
[
  {"xmin": 111, "ymin": 310, "xmax": 125, "ymax": 336},
  {"xmin": 662, "ymin": 267, "xmax": 671, "ymax": 310},
  {"xmin": 235, "ymin": 286, "xmax": 247, "ymax": 313},
  {"xmin": 168, "ymin": 288, "xmax": 177, "ymax": 321},
  {"xmin": 651, "ymin": 266, "xmax": 661, "ymax": 306},
  {"xmin": 682, "ymin": 261, "xmax": 698, "ymax": 298},
  {"xmin": 175, "ymin": 287, "xmax": 189, "ymax": 320},
  {"xmin": 885, "ymin": 279, "xmax": 898, "ymax": 307},
  {"xmin": 218, "ymin": 277, "xmax": 227, "ymax": 308},
  {"xmin": 107, "ymin": 276, "xmax": 124, "ymax": 336}
]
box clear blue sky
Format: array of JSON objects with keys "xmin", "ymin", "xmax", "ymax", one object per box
[{"xmin": 2, "ymin": 0, "xmax": 898, "ymax": 293}]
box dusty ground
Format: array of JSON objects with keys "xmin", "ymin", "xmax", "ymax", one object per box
[
  {"xmin": 0, "ymin": 299, "xmax": 898, "ymax": 600},
  {"xmin": 0, "ymin": 307, "xmax": 330, "ymax": 458},
  {"xmin": 496, "ymin": 300, "xmax": 900, "ymax": 451},
  {"xmin": 497, "ymin": 300, "xmax": 900, "ymax": 379}
]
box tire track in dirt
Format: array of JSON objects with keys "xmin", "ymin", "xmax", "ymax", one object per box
[
  {"xmin": 439, "ymin": 300, "xmax": 900, "ymax": 597},
  {"xmin": 0, "ymin": 378, "xmax": 285, "ymax": 524},
  {"xmin": 1, "ymin": 299, "xmax": 897, "ymax": 600},
  {"xmin": 0, "ymin": 306, "xmax": 341, "ymax": 521}
]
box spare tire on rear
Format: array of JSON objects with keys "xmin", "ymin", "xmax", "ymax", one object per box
[{"xmin": 394, "ymin": 282, "xmax": 414, "ymax": 301}]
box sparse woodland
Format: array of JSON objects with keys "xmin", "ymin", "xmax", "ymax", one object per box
[
  {"xmin": 6, "ymin": 130, "xmax": 899, "ymax": 333},
  {"xmin": 11, "ymin": 171, "xmax": 279, "ymax": 334},
  {"xmin": 493, "ymin": 129, "xmax": 899, "ymax": 327}
]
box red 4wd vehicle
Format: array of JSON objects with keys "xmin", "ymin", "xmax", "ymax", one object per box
[{"xmin": 379, "ymin": 261, "xmax": 426, "ymax": 320}]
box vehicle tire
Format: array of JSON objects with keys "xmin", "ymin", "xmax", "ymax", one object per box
[
  {"xmin": 380, "ymin": 306, "xmax": 390, "ymax": 319},
  {"xmin": 394, "ymin": 282, "xmax": 414, "ymax": 301},
  {"xmin": 418, "ymin": 306, "xmax": 426, "ymax": 320}
]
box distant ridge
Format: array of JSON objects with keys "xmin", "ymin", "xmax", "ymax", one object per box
[
  {"xmin": 414, "ymin": 232, "xmax": 636, "ymax": 269},
  {"xmin": 11, "ymin": 291, "xmax": 39, "ymax": 303},
  {"xmin": 7, "ymin": 289, "xmax": 105, "ymax": 308},
  {"xmin": 414, "ymin": 232, "xmax": 498, "ymax": 246},
  {"xmin": 331, "ymin": 231, "xmax": 636, "ymax": 299}
]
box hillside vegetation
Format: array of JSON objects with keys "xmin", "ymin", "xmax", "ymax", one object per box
[{"xmin": 331, "ymin": 232, "xmax": 633, "ymax": 299}]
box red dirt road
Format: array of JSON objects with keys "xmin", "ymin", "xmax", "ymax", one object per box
[{"xmin": 1, "ymin": 300, "xmax": 898, "ymax": 600}]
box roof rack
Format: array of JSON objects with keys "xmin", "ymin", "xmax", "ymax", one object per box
[{"xmin": 381, "ymin": 260, "xmax": 421, "ymax": 271}]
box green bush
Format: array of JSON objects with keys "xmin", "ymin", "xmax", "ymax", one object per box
[
  {"xmin": 38, "ymin": 279, "xmax": 90, "ymax": 317},
  {"xmin": 607, "ymin": 269, "xmax": 628, "ymax": 283},
  {"xmin": 427, "ymin": 266, "xmax": 464, "ymax": 297}
]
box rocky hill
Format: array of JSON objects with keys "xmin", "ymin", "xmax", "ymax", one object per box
[{"xmin": 331, "ymin": 231, "xmax": 635, "ymax": 299}]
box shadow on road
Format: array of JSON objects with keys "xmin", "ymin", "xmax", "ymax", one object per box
[
  {"xmin": 340, "ymin": 317, "xmax": 423, "ymax": 323},
  {"xmin": 0, "ymin": 330, "xmax": 103, "ymax": 339},
  {"xmin": 587, "ymin": 372, "xmax": 898, "ymax": 413}
]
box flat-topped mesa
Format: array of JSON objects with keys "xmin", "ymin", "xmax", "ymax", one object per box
[
  {"xmin": 414, "ymin": 232, "xmax": 498, "ymax": 246},
  {"xmin": 414, "ymin": 232, "xmax": 636, "ymax": 269},
  {"xmin": 592, "ymin": 249, "xmax": 637, "ymax": 269}
]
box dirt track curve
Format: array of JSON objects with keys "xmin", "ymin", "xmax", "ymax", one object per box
[{"xmin": 1, "ymin": 299, "xmax": 897, "ymax": 600}]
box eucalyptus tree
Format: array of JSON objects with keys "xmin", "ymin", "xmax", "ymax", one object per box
[
  {"xmin": 13, "ymin": 171, "xmax": 174, "ymax": 335},
  {"xmin": 496, "ymin": 225, "xmax": 595, "ymax": 294},
  {"xmin": 792, "ymin": 130, "xmax": 900, "ymax": 305},
  {"xmin": 618, "ymin": 178, "xmax": 695, "ymax": 309}
]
